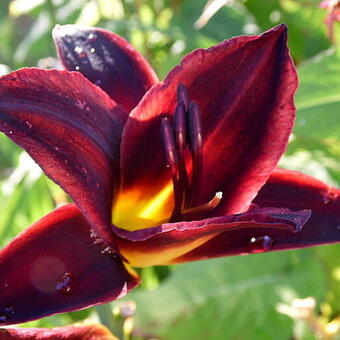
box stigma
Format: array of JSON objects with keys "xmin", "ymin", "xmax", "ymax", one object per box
[{"xmin": 161, "ymin": 84, "xmax": 222, "ymax": 221}]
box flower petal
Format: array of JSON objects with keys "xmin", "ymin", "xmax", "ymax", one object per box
[
  {"xmin": 173, "ymin": 169, "xmax": 340, "ymax": 263},
  {"xmin": 121, "ymin": 24, "xmax": 297, "ymax": 217},
  {"xmin": 0, "ymin": 68, "xmax": 127, "ymax": 247},
  {"xmin": 0, "ymin": 323, "xmax": 118, "ymax": 340},
  {"xmin": 113, "ymin": 207, "xmax": 311, "ymax": 267},
  {"xmin": 0, "ymin": 204, "xmax": 139, "ymax": 325},
  {"xmin": 253, "ymin": 168, "xmax": 340, "ymax": 247},
  {"xmin": 53, "ymin": 25, "xmax": 158, "ymax": 112}
]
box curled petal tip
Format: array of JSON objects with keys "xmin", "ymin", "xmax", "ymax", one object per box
[{"xmin": 53, "ymin": 24, "xmax": 157, "ymax": 111}]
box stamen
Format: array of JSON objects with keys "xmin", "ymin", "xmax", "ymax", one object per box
[
  {"xmin": 174, "ymin": 101, "xmax": 187, "ymax": 151},
  {"xmin": 177, "ymin": 83, "xmax": 190, "ymax": 111},
  {"xmin": 161, "ymin": 117, "xmax": 183, "ymax": 219},
  {"xmin": 174, "ymin": 100, "xmax": 190, "ymax": 209},
  {"xmin": 188, "ymin": 101, "xmax": 203, "ymax": 206},
  {"xmin": 161, "ymin": 85, "xmax": 222, "ymax": 222},
  {"xmin": 182, "ymin": 192, "xmax": 223, "ymax": 218}
]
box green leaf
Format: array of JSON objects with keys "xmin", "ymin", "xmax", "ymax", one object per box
[
  {"xmin": 0, "ymin": 152, "xmax": 55, "ymax": 246},
  {"xmin": 295, "ymin": 48, "xmax": 340, "ymax": 141},
  {"xmin": 124, "ymin": 250, "xmax": 326, "ymax": 340}
]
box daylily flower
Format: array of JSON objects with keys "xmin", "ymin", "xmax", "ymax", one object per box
[
  {"xmin": 320, "ymin": 0, "xmax": 340, "ymax": 42},
  {"xmin": 0, "ymin": 24, "xmax": 340, "ymax": 326},
  {"xmin": 0, "ymin": 323, "xmax": 118, "ymax": 339}
]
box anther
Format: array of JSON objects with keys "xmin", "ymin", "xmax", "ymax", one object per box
[
  {"xmin": 177, "ymin": 83, "xmax": 190, "ymax": 111},
  {"xmin": 188, "ymin": 101, "xmax": 203, "ymax": 206},
  {"xmin": 161, "ymin": 118, "xmax": 178, "ymax": 177},
  {"xmin": 174, "ymin": 101, "xmax": 187, "ymax": 151},
  {"xmin": 182, "ymin": 192, "xmax": 223, "ymax": 218},
  {"xmin": 174, "ymin": 101, "xmax": 190, "ymax": 208},
  {"xmin": 161, "ymin": 117, "xmax": 183, "ymax": 219}
]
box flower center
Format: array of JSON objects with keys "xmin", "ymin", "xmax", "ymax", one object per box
[
  {"xmin": 112, "ymin": 84, "xmax": 222, "ymax": 231},
  {"xmin": 161, "ymin": 84, "xmax": 222, "ymax": 222}
]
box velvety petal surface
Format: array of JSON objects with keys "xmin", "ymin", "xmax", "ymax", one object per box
[
  {"xmin": 0, "ymin": 204, "xmax": 139, "ymax": 325},
  {"xmin": 53, "ymin": 25, "xmax": 158, "ymax": 112},
  {"xmin": 0, "ymin": 68, "xmax": 127, "ymax": 247},
  {"xmin": 113, "ymin": 207, "xmax": 311, "ymax": 267},
  {"xmin": 0, "ymin": 324, "xmax": 117, "ymax": 340},
  {"xmin": 120, "ymin": 24, "xmax": 297, "ymax": 220},
  {"xmin": 173, "ymin": 169, "xmax": 340, "ymax": 263}
]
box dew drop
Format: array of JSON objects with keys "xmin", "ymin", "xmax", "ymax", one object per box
[
  {"xmin": 90, "ymin": 48, "xmax": 96, "ymax": 53},
  {"xmin": 81, "ymin": 167, "xmax": 88, "ymax": 175},
  {"xmin": 8, "ymin": 130, "xmax": 13, "ymax": 134},
  {"xmin": 322, "ymin": 192, "xmax": 338, "ymax": 205},
  {"xmin": 101, "ymin": 246, "xmax": 113, "ymax": 254},
  {"xmin": 54, "ymin": 146, "xmax": 60, "ymax": 151},
  {"xmin": 88, "ymin": 33, "xmax": 97, "ymax": 42},
  {"xmin": 249, "ymin": 235, "xmax": 273, "ymax": 253},
  {"xmin": 76, "ymin": 100, "xmax": 86, "ymax": 110},
  {"xmin": 74, "ymin": 46, "xmax": 87, "ymax": 59},
  {"xmin": 56, "ymin": 272, "xmax": 74, "ymax": 295},
  {"xmin": 25, "ymin": 120, "xmax": 32, "ymax": 129},
  {"xmin": 94, "ymin": 79, "xmax": 102, "ymax": 85},
  {"xmin": 0, "ymin": 306, "xmax": 14, "ymax": 322},
  {"xmin": 75, "ymin": 65, "xmax": 80, "ymax": 71}
]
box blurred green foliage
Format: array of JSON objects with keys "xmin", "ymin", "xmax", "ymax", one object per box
[{"xmin": 0, "ymin": 0, "xmax": 340, "ymax": 339}]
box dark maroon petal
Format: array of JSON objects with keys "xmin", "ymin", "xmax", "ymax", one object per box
[
  {"xmin": 113, "ymin": 207, "xmax": 310, "ymax": 267},
  {"xmin": 121, "ymin": 24, "xmax": 296, "ymax": 215},
  {"xmin": 174, "ymin": 169, "xmax": 340, "ymax": 263},
  {"xmin": 0, "ymin": 68, "xmax": 127, "ymax": 247},
  {"xmin": 253, "ymin": 168, "xmax": 340, "ymax": 247},
  {"xmin": 0, "ymin": 323, "xmax": 117, "ymax": 340},
  {"xmin": 0, "ymin": 204, "xmax": 139, "ymax": 325},
  {"xmin": 53, "ymin": 25, "xmax": 158, "ymax": 112}
]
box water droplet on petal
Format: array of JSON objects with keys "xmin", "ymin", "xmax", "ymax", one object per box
[
  {"xmin": 101, "ymin": 246, "xmax": 113, "ymax": 254},
  {"xmin": 81, "ymin": 167, "xmax": 88, "ymax": 175},
  {"xmin": 8, "ymin": 130, "xmax": 13, "ymax": 134},
  {"xmin": 56, "ymin": 272, "xmax": 74, "ymax": 295},
  {"xmin": 249, "ymin": 235, "xmax": 273, "ymax": 253},
  {"xmin": 74, "ymin": 46, "xmax": 87, "ymax": 59},
  {"xmin": 88, "ymin": 33, "xmax": 97, "ymax": 42},
  {"xmin": 90, "ymin": 48, "xmax": 96, "ymax": 54},
  {"xmin": 322, "ymin": 192, "xmax": 338, "ymax": 205},
  {"xmin": 0, "ymin": 306, "xmax": 14, "ymax": 322},
  {"xmin": 25, "ymin": 120, "xmax": 32, "ymax": 129},
  {"xmin": 54, "ymin": 146, "xmax": 60, "ymax": 151},
  {"xmin": 75, "ymin": 65, "xmax": 80, "ymax": 71},
  {"xmin": 76, "ymin": 100, "xmax": 86, "ymax": 110}
]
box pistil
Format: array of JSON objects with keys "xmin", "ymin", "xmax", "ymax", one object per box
[{"xmin": 161, "ymin": 84, "xmax": 222, "ymax": 222}]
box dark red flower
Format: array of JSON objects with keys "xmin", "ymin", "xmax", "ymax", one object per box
[{"xmin": 0, "ymin": 24, "xmax": 339, "ymax": 325}]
